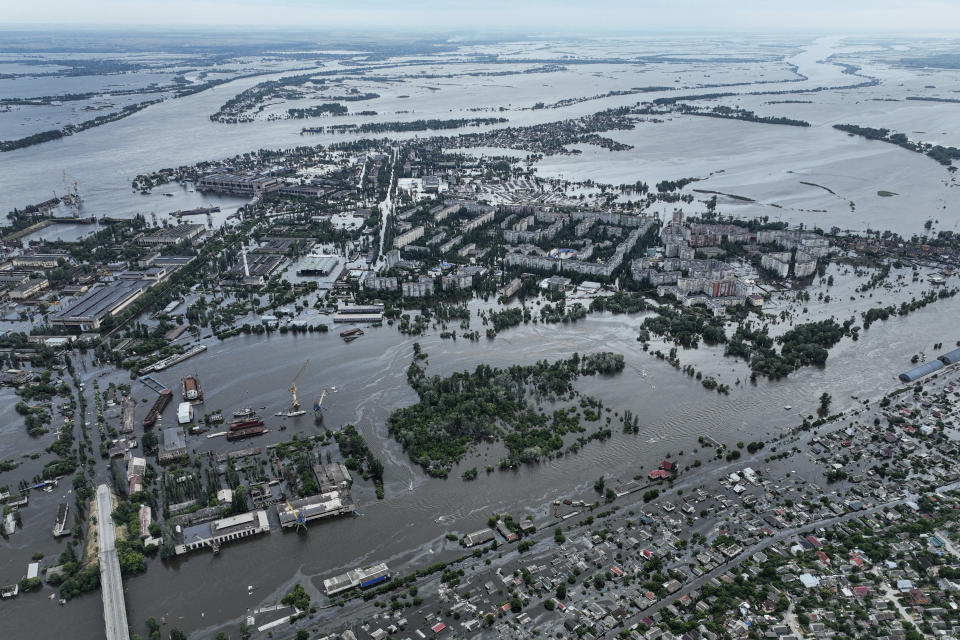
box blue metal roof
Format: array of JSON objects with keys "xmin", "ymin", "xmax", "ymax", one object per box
[
  {"xmin": 938, "ymin": 348, "xmax": 960, "ymax": 365},
  {"xmin": 899, "ymin": 360, "xmax": 944, "ymax": 382}
]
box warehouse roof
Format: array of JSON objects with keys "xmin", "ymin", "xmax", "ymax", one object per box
[{"xmin": 899, "ymin": 360, "xmax": 944, "ymax": 382}]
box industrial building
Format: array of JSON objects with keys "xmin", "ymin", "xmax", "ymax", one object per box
[
  {"xmin": 9, "ymin": 278, "xmax": 48, "ymax": 300},
  {"xmin": 137, "ymin": 224, "xmax": 205, "ymax": 247},
  {"xmin": 50, "ymin": 280, "xmax": 149, "ymax": 331},
  {"xmin": 276, "ymin": 490, "xmax": 354, "ymax": 528},
  {"xmin": 463, "ymin": 528, "xmax": 495, "ymax": 547},
  {"xmin": 12, "ymin": 253, "xmax": 68, "ymax": 269},
  {"xmin": 159, "ymin": 427, "xmax": 187, "ymax": 462},
  {"xmin": 173, "ymin": 510, "xmax": 270, "ymax": 555},
  {"xmin": 899, "ymin": 360, "xmax": 945, "ymax": 382},
  {"xmin": 332, "ymin": 312, "xmax": 383, "ymax": 323},
  {"xmin": 899, "ymin": 348, "xmax": 960, "ymax": 382},
  {"xmin": 323, "ymin": 563, "xmax": 391, "ymax": 596},
  {"xmin": 196, "ymin": 172, "xmax": 281, "ymax": 196},
  {"xmin": 297, "ymin": 254, "xmax": 339, "ymax": 276}
]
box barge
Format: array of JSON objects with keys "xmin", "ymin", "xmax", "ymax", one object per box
[
  {"xmin": 181, "ymin": 375, "xmax": 203, "ymax": 404},
  {"xmin": 226, "ymin": 426, "xmax": 267, "ymax": 441},
  {"xmin": 229, "ymin": 418, "xmax": 264, "ymax": 431},
  {"xmin": 142, "ymin": 389, "xmax": 172, "ymax": 428}
]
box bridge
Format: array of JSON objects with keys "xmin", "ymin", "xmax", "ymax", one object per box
[{"xmin": 96, "ymin": 484, "xmax": 130, "ymax": 640}]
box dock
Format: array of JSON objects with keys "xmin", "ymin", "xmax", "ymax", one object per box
[
  {"xmin": 138, "ymin": 374, "xmax": 169, "ymax": 395},
  {"xmin": 140, "ymin": 344, "xmax": 207, "ymax": 374},
  {"xmin": 120, "ymin": 397, "xmax": 136, "ymax": 434},
  {"xmin": 96, "ymin": 484, "xmax": 130, "ymax": 640},
  {"xmin": 52, "ymin": 501, "xmax": 70, "ymax": 537}
]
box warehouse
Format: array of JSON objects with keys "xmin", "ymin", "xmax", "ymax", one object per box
[
  {"xmin": 323, "ymin": 563, "xmax": 391, "ymax": 596},
  {"xmin": 297, "ymin": 255, "xmax": 339, "ymax": 276},
  {"xmin": 137, "ymin": 224, "xmax": 205, "ymax": 247},
  {"xmin": 51, "ymin": 280, "xmax": 149, "ymax": 331},
  {"xmin": 938, "ymin": 348, "xmax": 960, "ymax": 365},
  {"xmin": 174, "ymin": 510, "xmax": 270, "ymax": 555},
  {"xmin": 899, "ymin": 360, "xmax": 944, "ymax": 382}
]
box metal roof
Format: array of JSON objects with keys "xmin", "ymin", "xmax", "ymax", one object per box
[
  {"xmin": 899, "ymin": 360, "xmax": 944, "ymax": 382},
  {"xmin": 938, "ymin": 348, "xmax": 960, "ymax": 365}
]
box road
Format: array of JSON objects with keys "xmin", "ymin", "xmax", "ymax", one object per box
[
  {"xmin": 601, "ymin": 480, "xmax": 960, "ymax": 637},
  {"xmin": 97, "ymin": 484, "xmax": 130, "ymax": 640}
]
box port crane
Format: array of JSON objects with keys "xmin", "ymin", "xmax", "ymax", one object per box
[
  {"xmin": 313, "ymin": 388, "xmax": 327, "ymax": 415},
  {"xmin": 289, "ymin": 360, "xmax": 309, "ymax": 409},
  {"xmin": 284, "ymin": 496, "xmax": 307, "ymax": 531}
]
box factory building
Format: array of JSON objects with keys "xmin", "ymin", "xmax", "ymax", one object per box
[{"xmin": 174, "ymin": 510, "xmax": 270, "ymax": 555}]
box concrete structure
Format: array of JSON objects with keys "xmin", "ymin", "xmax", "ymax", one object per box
[
  {"xmin": 9, "ymin": 278, "xmax": 48, "ymax": 300},
  {"xmin": 197, "ymin": 172, "xmax": 281, "ymax": 196},
  {"xmin": 160, "ymin": 427, "xmax": 187, "ymax": 462},
  {"xmin": 365, "ymin": 276, "xmax": 398, "ymax": 291},
  {"xmin": 332, "ymin": 313, "xmax": 383, "ymax": 323},
  {"xmin": 297, "ymin": 254, "xmax": 339, "ymax": 276},
  {"xmin": 463, "ymin": 528, "xmax": 496, "ymax": 547},
  {"xmin": 323, "ymin": 563, "xmax": 391, "ymax": 596},
  {"xmin": 394, "ymin": 226, "xmax": 425, "ymax": 249},
  {"xmin": 137, "ymin": 224, "xmax": 205, "ymax": 247},
  {"xmin": 760, "ymin": 252, "xmax": 791, "ymax": 278},
  {"xmin": 12, "ymin": 253, "xmax": 67, "ymax": 269},
  {"xmin": 51, "ymin": 280, "xmax": 149, "ymax": 331},
  {"xmin": 96, "ymin": 484, "xmax": 130, "ymax": 640},
  {"xmin": 276, "ymin": 491, "xmax": 353, "ymax": 528},
  {"xmin": 174, "ymin": 510, "xmax": 270, "ymax": 555},
  {"xmin": 402, "ymin": 277, "xmax": 435, "ymax": 298}
]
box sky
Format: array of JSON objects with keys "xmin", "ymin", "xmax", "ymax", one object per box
[{"xmin": 3, "ymin": 0, "xmax": 960, "ymax": 33}]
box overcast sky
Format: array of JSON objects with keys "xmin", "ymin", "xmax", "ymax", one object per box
[{"xmin": 4, "ymin": 0, "xmax": 960, "ymax": 33}]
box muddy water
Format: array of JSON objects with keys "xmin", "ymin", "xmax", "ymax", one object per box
[{"xmin": 2, "ymin": 281, "xmax": 957, "ymax": 639}]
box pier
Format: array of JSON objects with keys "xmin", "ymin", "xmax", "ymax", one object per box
[
  {"xmin": 96, "ymin": 484, "xmax": 130, "ymax": 640},
  {"xmin": 138, "ymin": 374, "xmax": 169, "ymax": 394}
]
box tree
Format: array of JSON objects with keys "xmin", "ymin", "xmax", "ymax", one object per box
[
  {"xmin": 818, "ymin": 392, "xmax": 832, "ymax": 418},
  {"xmin": 170, "ymin": 629, "xmax": 187, "ymax": 640}
]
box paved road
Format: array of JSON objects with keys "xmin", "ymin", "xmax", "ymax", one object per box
[
  {"xmin": 601, "ymin": 480, "xmax": 960, "ymax": 637},
  {"xmin": 97, "ymin": 484, "xmax": 130, "ymax": 640}
]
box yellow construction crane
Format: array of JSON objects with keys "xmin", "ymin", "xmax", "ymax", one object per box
[
  {"xmin": 284, "ymin": 496, "xmax": 307, "ymax": 530},
  {"xmin": 289, "ymin": 360, "xmax": 309, "ymax": 408}
]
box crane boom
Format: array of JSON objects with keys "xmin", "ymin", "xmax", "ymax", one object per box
[
  {"xmin": 288, "ymin": 360, "xmax": 309, "ymax": 408},
  {"xmin": 285, "ymin": 497, "xmax": 306, "ymax": 529}
]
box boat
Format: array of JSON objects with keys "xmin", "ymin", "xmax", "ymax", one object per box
[
  {"xmin": 226, "ymin": 426, "xmax": 267, "ymax": 441},
  {"xmin": 784, "ymin": 405, "xmax": 792, "ymax": 410},
  {"xmin": 233, "ymin": 408, "xmax": 256, "ymax": 418},
  {"xmin": 181, "ymin": 375, "xmax": 203, "ymax": 403},
  {"xmin": 343, "ymin": 335, "xmax": 359, "ymax": 343},
  {"xmin": 276, "ymin": 410, "xmax": 306, "ymax": 417},
  {"xmin": 339, "ymin": 327, "xmax": 363, "ymax": 338},
  {"xmin": 229, "ymin": 418, "xmax": 264, "ymax": 431},
  {"xmin": 143, "ymin": 389, "xmax": 172, "ymax": 428}
]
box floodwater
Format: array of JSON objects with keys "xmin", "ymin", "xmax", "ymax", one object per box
[
  {"xmin": 1, "ymin": 36, "xmax": 957, "ymax": 236},
  {"xmin": 3, "ymin": 274, "xmax": 959, "ymax": 638},
  {"xmin": 2, "ymin": 33, "xmax": 960, "ymax": 638}
]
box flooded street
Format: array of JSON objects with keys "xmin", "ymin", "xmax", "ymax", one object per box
[{"xmin": 3, "ymin": 277, "xmax": 958, "ymax": 638}]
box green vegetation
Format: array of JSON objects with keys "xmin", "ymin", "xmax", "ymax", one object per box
[
  {"xmin": 282, "ymin": 584, "xmax": 311, "ymax": 611},
  {"xmin": 388, "ymin": 350, "xmax": 625, "ymax": 476},
  {"xmin": 834, "ymin": 123, "xmax": 960, "ymax": 170}
]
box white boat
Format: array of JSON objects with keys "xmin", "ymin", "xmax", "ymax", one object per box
[
  {"xmin": 784, "ymin": 405, "xmax": 792, "ymax": 410},
  {"xmin": 276, "ymin": 410, "xmax": 306, "ymax": 417}
]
